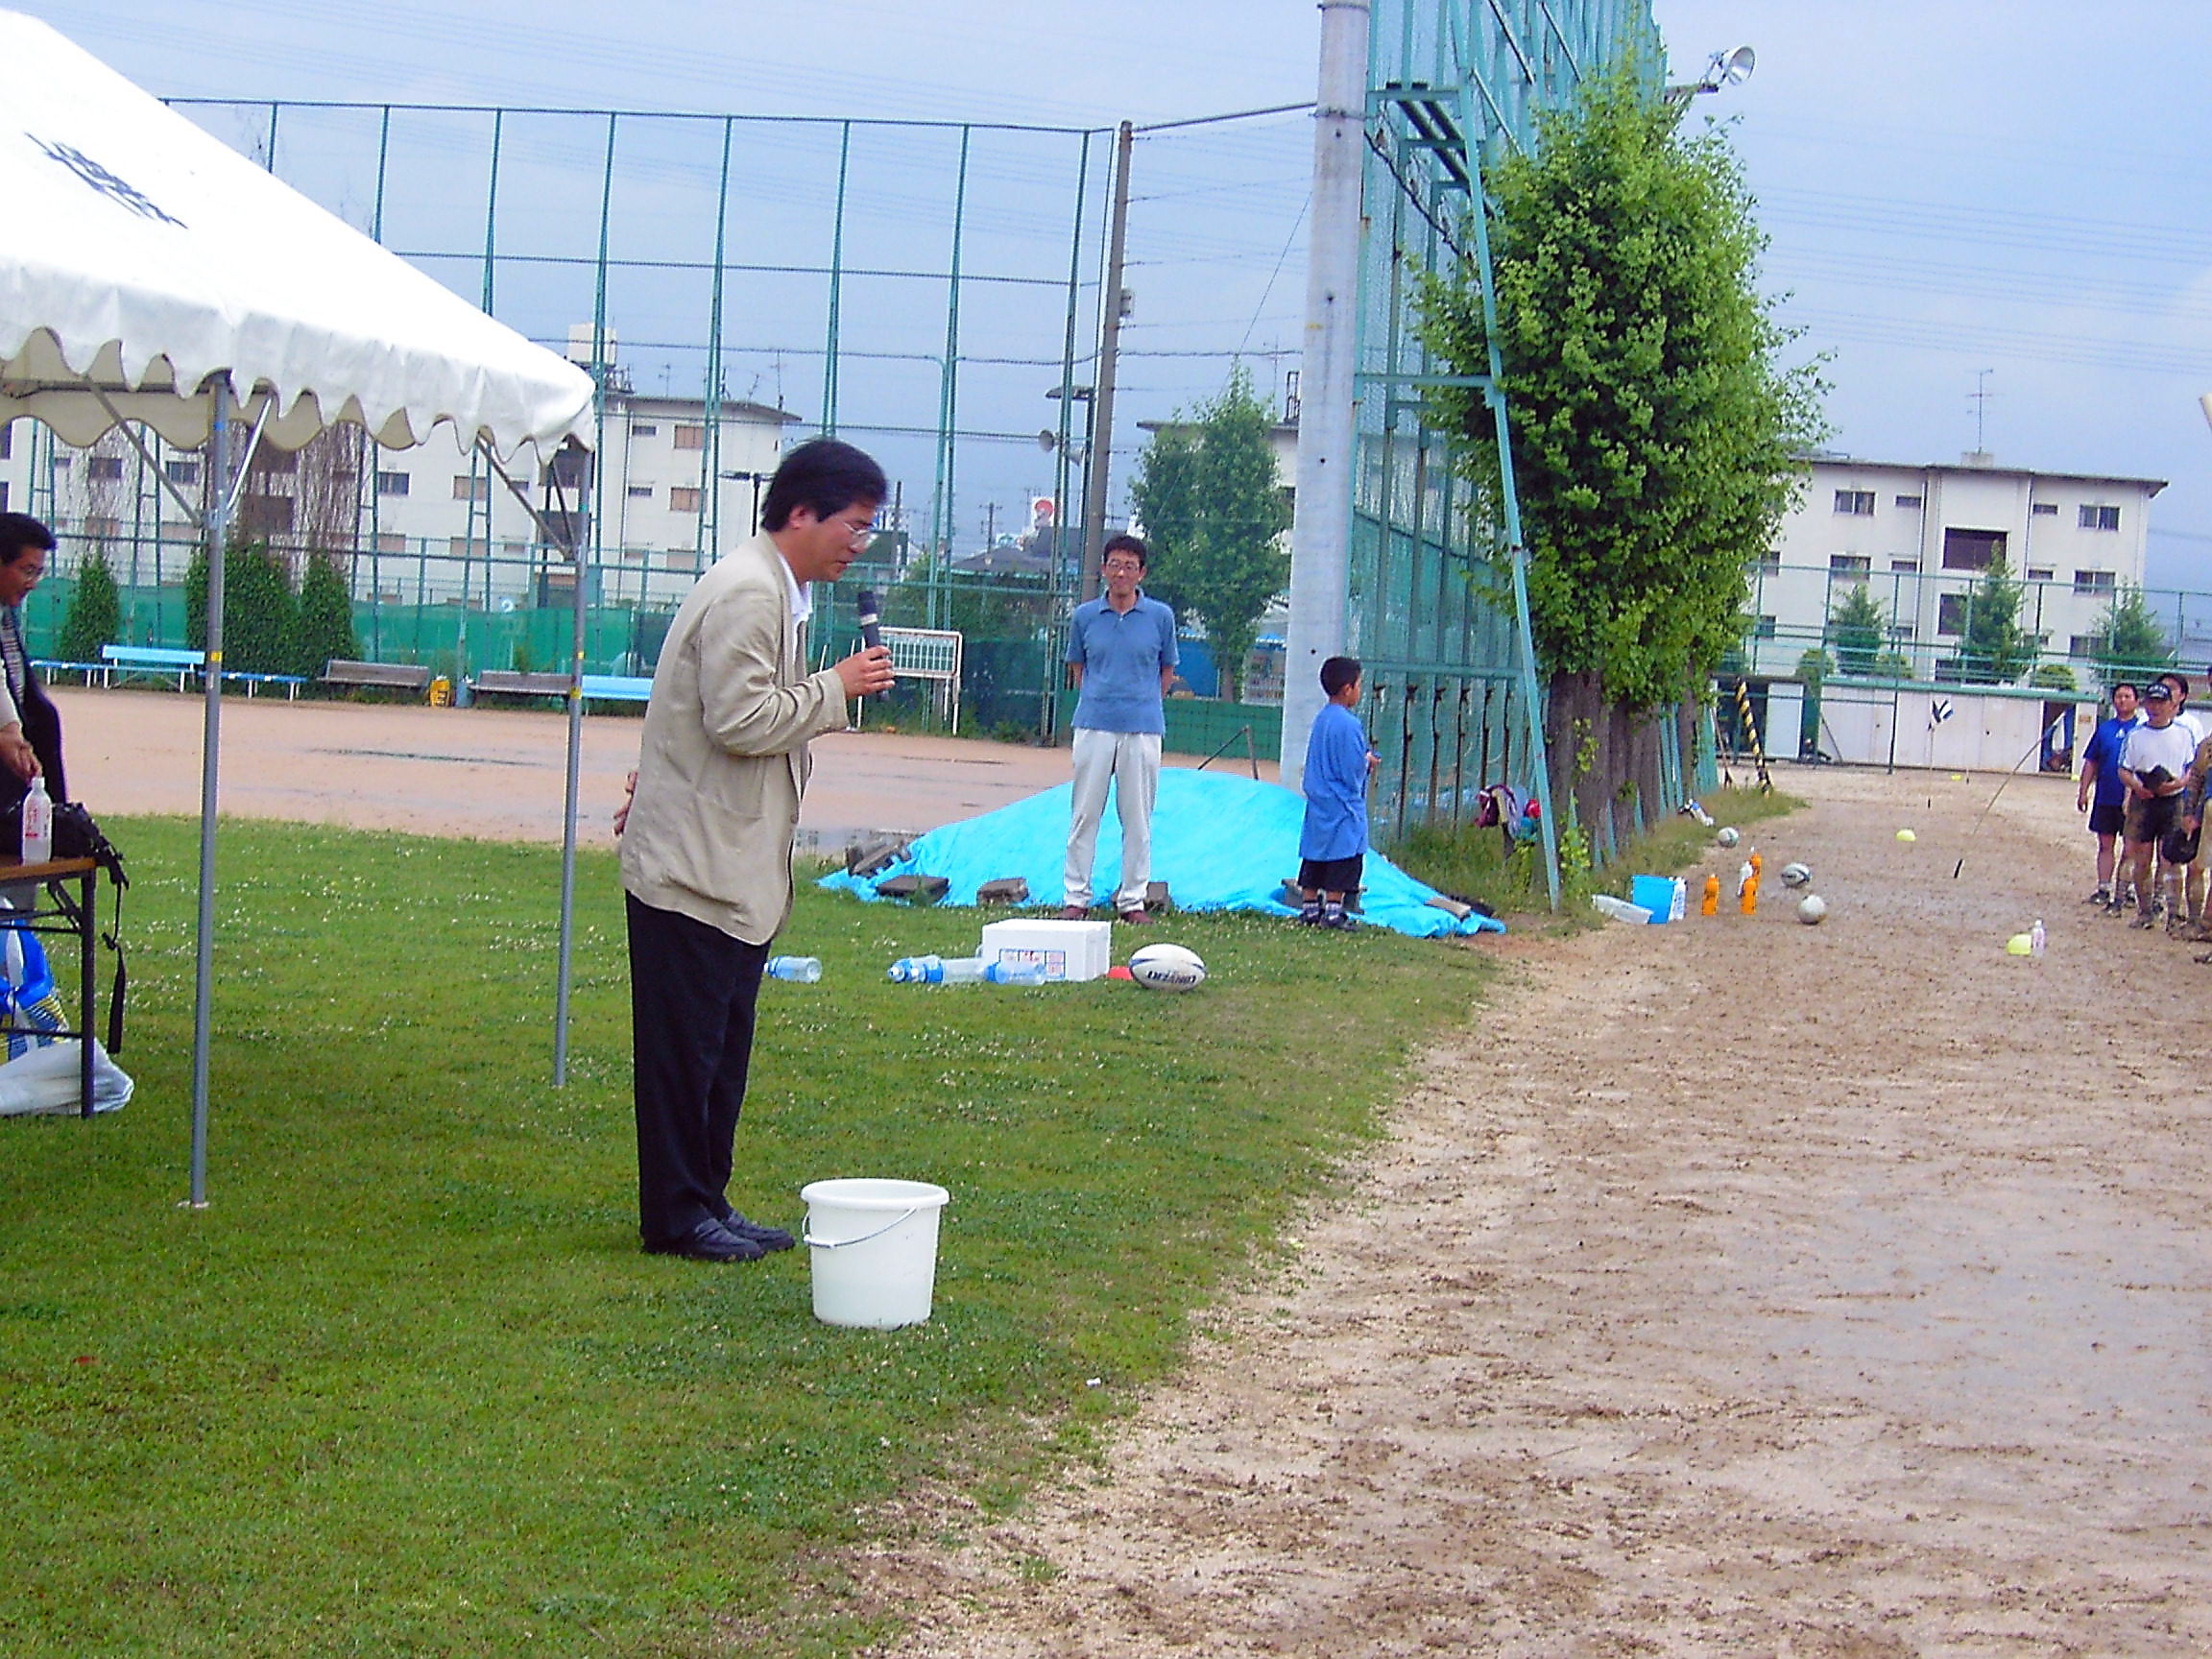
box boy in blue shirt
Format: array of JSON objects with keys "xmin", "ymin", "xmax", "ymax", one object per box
[{"xmin": 1298, "ymin": 656, "xmax": 1378, "ymax": 929}]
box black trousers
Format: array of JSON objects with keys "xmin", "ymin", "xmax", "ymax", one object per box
[{"xmin": 626, "ymin": 893, "xmax": 770, "ymax": 1247}]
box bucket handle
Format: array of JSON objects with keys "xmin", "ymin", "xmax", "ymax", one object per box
[{"xmin": 803, "ymin": 1206, "xmax": 920, "ymax": 1251}]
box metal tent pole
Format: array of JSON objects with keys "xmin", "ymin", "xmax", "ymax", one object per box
[
  {"xmin": 823, "ymin": 121, "xmax": 851, "ymax": 438},
  {"xmin": 187, "ymin": 380, "xmax": 230, "ymax": 1208},
  {"xmin": 554, "ymin": 111, "xmax": 617, "ymax": 1087}
]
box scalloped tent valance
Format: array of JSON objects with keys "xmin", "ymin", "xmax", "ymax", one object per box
[{"xmin": 0, "ymin": 10, "xmax": 594, "ymax": 459}]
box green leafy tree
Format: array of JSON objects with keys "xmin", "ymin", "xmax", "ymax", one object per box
[
  {"xmin": 1954, "ymin": 556, "xmax": 2032, "ymax": 685},
  {"xmin": 2097, "ymin": 585, "xmax": 2174, "ymax": 686},
  {"xmin": 1827, "ymin": 582, "xmax": 1887, "ymax": 677},
  {"xmin": 58, "ymin": 545, "xmax": 122, "ymax": 663},
  {"xmin": 186, "ymin": 538, "xmax": 298, "ymax": 675},
  {"xmin": 1411, "ymin": 68, "xmax": 1825, "ymax": 824},
  {"xmin": 293, "ymin": 551, "xmax": 360, "ymax": 679},
  {"xmin": 1128, "ymin": 368, "xmax": 1291, "ymax": 701}
]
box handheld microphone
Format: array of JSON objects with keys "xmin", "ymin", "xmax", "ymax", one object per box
[{"xmin": 856, "ymin": 588, "xmax": 882, "ymax": 652}]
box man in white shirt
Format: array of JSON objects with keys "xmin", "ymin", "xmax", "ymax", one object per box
[{"xmin": 2116, "ymin": 680, "xmax": 2197, "ymax": 926}]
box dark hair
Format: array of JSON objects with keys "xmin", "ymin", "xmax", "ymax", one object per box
[
  {"xmin": 0, "ymin": 513, "xmax": 56, "ymax": 567},
  {"xmin": 2111, "ymin": 682, "xmax": 2139, "ymax": 700},
  {"xmin": 1101, "ymin": 534, "xmax": 1148, "ymax": 569},
  {"xmin": 1320, "ymin": 655, "xmax": 1362, "ymax": 698},
  {"xmin": 759, "ymin": 438, "xmax": 886, "ymax": 532},
  {"xmin": 2162, "ymin": 671, "xmax": 2191, "ymax": 700}
]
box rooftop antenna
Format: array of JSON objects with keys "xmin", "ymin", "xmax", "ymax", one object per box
[{"xmin": 1971, "ymin": 369, "xmax": 1996, "ymax": 453}]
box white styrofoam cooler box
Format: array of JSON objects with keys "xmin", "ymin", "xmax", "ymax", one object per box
[{"xmin": 979, "ymin": 919, "xmax": 1112, "ymax": 982}]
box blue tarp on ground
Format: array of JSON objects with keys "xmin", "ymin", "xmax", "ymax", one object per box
[{"xmin": 817, "ymin": 768, "xmax": 1505, "ymax": 939}]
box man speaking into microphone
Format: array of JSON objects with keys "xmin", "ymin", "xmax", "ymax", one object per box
[{"xmin": 618, "ymin": 438, "xmax": 894, "ymax": 1262}]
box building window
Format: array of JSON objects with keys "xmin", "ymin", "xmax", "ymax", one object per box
[
  {"xmin": 86, "ymin": 455, "xmax": 125, "ymax": 481},
  {"xmin": 2025, "ymin": 566, "xmax": 2054, "ymax": 582},
  {"xmin": 166, "ymin": 459, "xmax": 201, "ymax": 486},
  {"xmin": 1829, "ymin": 554, "xmax": 1871, "ymax": 579},
  {"xmin": 1748, "ymin": 551, "xmax": 1780, "ymax": 576},
  {"xmin": 50, "ymin": 454, "xmax": 70, "ymax": 469},
  {"xmin": 2070, "ymin": 634, "xmax": 2108, "ymax": 660},
  {"xmin": 1941, "ymin": 527, "xmax": 2005, "ymax": 571},
  {"xmin": 1890, "ymin": 559, "xmax": 1920, "ymax": 573},
  {"xmin": 669, "ymin": 485, "xmax": 704, "ymax": 514},
  {"xmin": 2080, "ymin": 504, "xmax": 2121, "ymax": 531},
  {"xmin": 376, "ymin": 470, "xmax": 410, "ymax": 496},
  {"xmin": 627, "ymin": 485, "xmax": 654, "ymax": 499},
  {"xmin": 84, "ymin": 515, "xmax": 121, "ymax": 538},
  {"xmin": 2032, "ymin": 501, "xmax": 2058, "ymax": 517},
  {"xmin": 0, "ymin": 483, "xmax": 8, "ymax": 511},
  {"xmin": 1754, "ymin": 614, "xmax": 1777, "ymax": 639},
  {"xmin": 2074, "ymin": 569, "xmax": 2116, "ymax": 595},
  {"xmin": 0, "ymin": 425, "xmax": 10, "ymax": 460},
  {"xmin": 632, "ymin": 423, "xmax": 659, "ymax": 439},
  {"xmin": 1894, "ymin": 493, "xmax": 1923, "ymax": 510},
  {"xmin": 1834, "ymin": 489, "xmax": 1875, "ymax": 517},
  {"xmin": 673, "ymin": 425, "xmax": 707, "ymax": 452},
  {"xmin": 452, "ymin": 474, "xmax": 489, "ymax": 502},
  {"xmin": 373, "ymin": 533, "xmax": 406, "ymax": 554},
  {"xmin": 1937, "ymin": 593, "xmax": 1969, "ymax": 636}
]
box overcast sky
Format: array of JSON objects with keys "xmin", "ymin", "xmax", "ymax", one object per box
[{"xmin": 14, "ymin": 2, "xmax": 2212, "ymax": 585}]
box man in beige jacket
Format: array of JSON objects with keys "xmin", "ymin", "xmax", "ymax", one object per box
[{"xmin": 618, "ymin": 439, "xmax": 894, "ymax": 1261}]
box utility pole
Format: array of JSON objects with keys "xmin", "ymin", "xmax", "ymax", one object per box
[
  {"xmin": 1280, "ymin": 0, "xmax": 1370, "ymax": 790},
  {"xmin": 1079, "ymin": 119, "xmax": 1135, "ymax": 604},
  {"xmin": 983, "ymin": 500, "xmax": 999, "ymax": 546}
]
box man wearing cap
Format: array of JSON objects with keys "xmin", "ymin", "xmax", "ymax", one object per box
[
  {"xmin": 2078, "ymin": 682, "xmax": 2140, "ymax": 908},
  {"xmin": 2116, "ymin": 679, "xmax": 2195, "ymax": 926}
]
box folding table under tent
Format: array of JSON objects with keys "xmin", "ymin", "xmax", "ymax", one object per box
[{"xmin": 0, "ymin": 10, "xmax": 598, "ymax": 1203}]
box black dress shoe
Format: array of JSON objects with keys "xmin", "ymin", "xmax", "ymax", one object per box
[
  {"xmin": 644, "ymin": 1217, "xmax": 766, "ymax": 1262},
  {"xmin": 721, "ymin": 1212, "xmax": 797, "ymax": 1252}
]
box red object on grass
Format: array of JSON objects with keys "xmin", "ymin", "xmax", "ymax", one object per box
[{"xmin": 1106, "ymin": 965, "xmax": 1134, "ymax": 980}]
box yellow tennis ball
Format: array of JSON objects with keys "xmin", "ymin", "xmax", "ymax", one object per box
[{"xmin": 1896, "ymin": 829, "xmax": 1917, "ymax": 843}]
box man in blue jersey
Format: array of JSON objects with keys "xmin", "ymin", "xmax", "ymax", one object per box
[
  {"xmin": 1062, "ymin": 535, "xmax": 1178, "ymax": 924},
  {"xmin": 2077, "ymin": 681, "xmax": 2139, "ymax": 907}
]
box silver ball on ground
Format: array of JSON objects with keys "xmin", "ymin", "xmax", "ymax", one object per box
[
  {"xmin": 1717, "ymin": 827, "xmax": 1741, "ymax": 848},
  {"xmin": 1797, "ymin": 893, "xmax": 1828, "ymax": 926}
]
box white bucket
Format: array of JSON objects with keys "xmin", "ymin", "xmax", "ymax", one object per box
[{"xmin": 800, "ymin": 1178, "xmax": 950, "ymax": 1329}]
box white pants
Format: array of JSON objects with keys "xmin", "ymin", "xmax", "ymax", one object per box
[{"xmin": 1065, "ymin": 729, "xmax": 1162, "ymax": 911}]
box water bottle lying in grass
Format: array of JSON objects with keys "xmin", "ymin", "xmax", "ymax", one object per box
[{"xmin": 887, "ymin": 954, "xmax": 1047, "ymax": 985}]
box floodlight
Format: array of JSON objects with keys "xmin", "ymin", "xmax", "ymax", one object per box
[{"xmin": 1716, "ymin": 46, "xmax": 1756, "ymax": 87}]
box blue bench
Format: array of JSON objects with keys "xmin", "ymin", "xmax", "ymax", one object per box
[
  {"xmin": 92, "ymin": 645, "xmax": 307, "ymax": 699},
  {"xmin": 101, "ymin": 643, "xmax": 204, "ymax": 692},
  {"xmin": 469, "ymin": 670, "xmax": 654, "ymax": 705}
]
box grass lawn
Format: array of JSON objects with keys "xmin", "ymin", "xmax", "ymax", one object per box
[{"xmin": 0, "ymin": 816, "xmax": 1491, "ymax": 1657}]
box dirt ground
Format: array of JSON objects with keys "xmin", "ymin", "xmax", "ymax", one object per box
[
  {"xmin": 857, "ymin": 762, "xmax": 2212, "ymax": 1658},
  {"xmin": 60, "ymin": 688, "xmax": 2212, "ymax": 1653},
  {"xmin": 49, "ymin": 685, "xmax": 1148, "ymax": 848}
]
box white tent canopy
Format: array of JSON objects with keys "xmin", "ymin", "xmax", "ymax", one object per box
[
  {"xmin": 0, "ymin": 12, "xmax": 593, "ymax": 456},
  {"xmin": 0, "ymin": 10, "xmax": 601, "ymax": 1203}
]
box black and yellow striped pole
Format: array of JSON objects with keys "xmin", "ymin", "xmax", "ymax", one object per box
[{"xmin": 1733, "ymin": 678, "xmax": 1772, "ymax": 794}]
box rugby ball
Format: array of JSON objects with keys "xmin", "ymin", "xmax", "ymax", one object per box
[
  {"xmin": 1717, "ymin": 827, "xmax": 1741, "ymax": 848},
  {"xmin": 1779, "ymin": 861, "xmax": 1812, "ymax": 888},
  {"xmin": 1797, "ymin": 894, "xmax": 1829, "ymax": 926},
  {"xmin": 1128, "ymin": 942, "xmax": 1207, "ymax": 991}
]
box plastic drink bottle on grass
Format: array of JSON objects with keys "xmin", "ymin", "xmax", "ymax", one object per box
[{"xmin": 766, "ymin": 956, "xmax": 822, "ymax": 983}]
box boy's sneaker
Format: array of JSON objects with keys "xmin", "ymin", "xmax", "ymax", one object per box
[
  {"xmin": 1320, "ymin": 904, "xmax": 1357, "ymax": 931},
  {"xmin": 2136, "ymin": 909, "xmax": 2160, "ymax": 929},
  {"xmin": 1297, "ymin": 901, "xmax": 1323, "ymax": 926},
  {"xmin": 2086, "ymin": 886, "xmax": 2110, "ymax": 905}
]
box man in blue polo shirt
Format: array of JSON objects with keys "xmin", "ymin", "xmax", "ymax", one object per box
[
  {"xmin": 2078, "ymin": 681, "xmax": 2140, "ymax": 906},
  {"xmin": 1063, "ymin": 534, "xmax": 1178, "ymax": 924}
]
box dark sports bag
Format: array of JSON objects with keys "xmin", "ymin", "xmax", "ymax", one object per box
[
  {"xmin": 2162, "ymin": 819, "xmax": 2200, "ymax": 866},
  {"xmin": 0, "ymin": 798, "xmax": 129, "ymax": 1052}
]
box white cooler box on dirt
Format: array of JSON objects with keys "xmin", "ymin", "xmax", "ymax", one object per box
[{"xmin": 979, "ymin": 919, "xmax": 1111, "ymax": 982}]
